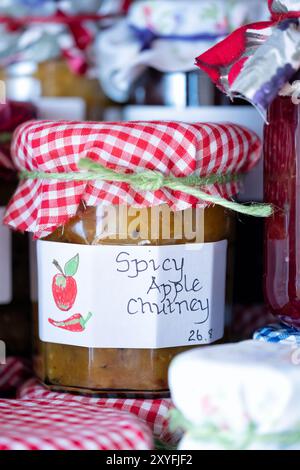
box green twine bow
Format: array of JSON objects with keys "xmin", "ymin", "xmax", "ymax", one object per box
[
  {"xmin": 170, "ymin": 409, "xmax": 300, "ymax": 450},
  {"xmin": 19, "ymin": 157, "xmax": 273, "ymax": 218}
]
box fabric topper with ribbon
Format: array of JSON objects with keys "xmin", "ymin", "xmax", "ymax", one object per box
[
  {"xmin": 196, "ymin": 0, "xmax": 300, "ymax": 117},
  {"xmin": 4, "ymin": 119, "xmax": 266, "ymax": 238}
]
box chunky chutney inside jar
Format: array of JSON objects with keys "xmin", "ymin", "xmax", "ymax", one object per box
[{"xmin": 33, "ymin": 204, "xmax": 233, "ymax": 396}]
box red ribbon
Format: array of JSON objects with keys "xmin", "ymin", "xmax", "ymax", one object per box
[
  {"xmin": 268, "ymin": 0, "xmax": 300, "ymax": 22},
  {"xmin": 0, "ymin": 11, "xmax": 123, "ymax": 75},
  {"xmin": 122, "ymin": 0, "xmax": 132, "ymax": 13},
  {"xmin": 62, "ymin": 49, "xmax": 88, "ymax": 75},
  {"xmin": 0, "ymin": 6, "xmax": 132, "ymax": 76},
  {"xmin": 0, "ymin": 12, "xmax": 121, "ymax": 27}
]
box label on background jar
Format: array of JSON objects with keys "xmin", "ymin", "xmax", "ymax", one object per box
[
  {"xmin": 0, "ymin": 207, "xmax": 12, "ymax": 304},
  {"xmin": 37, "ymin": 240, "xmax": 227, "ymax": 349}
]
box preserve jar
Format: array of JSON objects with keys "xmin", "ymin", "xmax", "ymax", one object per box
[
  {"xmin": 35, "ymin": 204, "xmax": 233, "ymax": 396},
  {"xmin": 193, "ymin": 0, "xmax": 300, "ymax": 327},
  {"xmin": 36, "ymin": 59, "xmax": 109, "ymax": 121},
  {"xmin": 0, "ymin": 100, "xmax": 36, "ymax": 356},
  {"xmin": 264, "ymin": 96, "xmax": 300, "ymax": 327},
  {"xmin": 128, "ymin": 69, "xmax": 228, "ymax": 107},
  {"xmin": 5, "ymin": 120, "xmax": 262, "ymax": 396},
  {"xmin": 1, "ymin": 60, "xmax": 109, "ymax": 121},
  {"xmin": 96, "ymin": 0, "xmax": 268, "ymax": 104},
  {"xmin": 0, "ymin": 5, "xmax": 113, "ymax": 120}
]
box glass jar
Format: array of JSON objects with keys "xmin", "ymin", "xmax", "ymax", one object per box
[
  {"xmin": 1, "ymin": 59, "xmax": 110, "ymax": 120},
  {"xmin": 34, "ymin": 204, "xmax": 233, "ymax": 397},
  {"xmin": 128, "ymin": 69, "xmax": 229, "ymax": 106},
  {"xmin": 264, "ymin": 96, "xmax": 300, "ymax": 326},
  {"xmin": 36, "ymin": 59, "xmax": 109, "ymax": 120}
]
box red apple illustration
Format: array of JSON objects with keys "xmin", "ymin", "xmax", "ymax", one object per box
[{"xmin": 52, "ymin": 254, "xmax": 79, "ymax": 311}]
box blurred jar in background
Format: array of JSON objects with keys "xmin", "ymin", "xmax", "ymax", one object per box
[
  {"xmin": 264, "ymin": 96, "xmax": 300, "ymax": 328},
  {"xmin": 96, "ymin": 0, "xmax": 269, "ymax": 105},
  {"xmin": 36, "ymin": 59, "xmax": 107, "ymax": 120},
  {"xmin": 128, "ymin": 69, "xmax": 228, "ymax": 107},
  {"xmin": 0, "ymin": 101, "xmax": 37, "ymax": 357},
  {"xmin": 0, "ymin": 57, "xmax": 109, "ymax": 122},
  {"xmin": 0, "ymin": 3, "xmax": 115, "ymax": 120}
]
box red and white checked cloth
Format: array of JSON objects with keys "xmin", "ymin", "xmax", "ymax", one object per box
[
  {"xmin": 4, "ymin": 120, "xmax": 261, "ymax": 237},
  {"xmin": 0, "ymin": 399, "xmax": 153, "ymax": 450},
  {"xmin": 18, "ymin": 378, "xmax": 181, "ymax": 446},
  {"xmin": 0, "ymin": 358, "xmax": 32, "ymax": 397}
]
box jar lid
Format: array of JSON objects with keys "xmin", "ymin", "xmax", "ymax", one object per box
[
  {"xmin": 169, "ymin": 340, "xmax": 300, "ymax": 449},
  {"xmin": 254, "ymin": 323, "xmax": 300, "ymax": 347},
  {"xmin": 4, "ymin": 120, "xmax": 262, "ymax": 238},
  {"xmin": 195, "ymin": 0, "xmax": 300, "ymax": 117},
  {"xmin": 17, "ymin": 377, "xmax": 179, "ymax": 446},
  {"xmin": 96, "ymin": 0, "xmax": 268, "ymax": 102}
]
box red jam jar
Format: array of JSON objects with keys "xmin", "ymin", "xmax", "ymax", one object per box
[{"xmin": 264, "ymin": 96, "xmax": 300, "ymax": 326}]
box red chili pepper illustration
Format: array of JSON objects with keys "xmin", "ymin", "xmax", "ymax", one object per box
[{"xmin": 48, "ymin": 312, "xmax": 92, "ymax": 332}]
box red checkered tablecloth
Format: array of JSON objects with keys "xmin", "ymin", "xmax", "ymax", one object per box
[
  {"xmin": 0, "ymin": 358, "xmax": 180, "ymax": 448},
  {"xmin": 18, "ymin": 378, "xmax": 180, "ymax": 446},
  {"xmin": 0, "ymin": 399, "xmax": 153, "ymax": 450}
]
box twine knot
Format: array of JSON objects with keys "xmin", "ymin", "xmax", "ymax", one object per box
[
  {"xmin": 130, "ymin": 170, "xmax": 165, "ymax": 191},
  {"xmin": 19, "ymin": 157, "xmax": 274, "ymax": 218}
]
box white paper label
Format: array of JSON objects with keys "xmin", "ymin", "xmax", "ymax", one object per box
[
  {"xmin": 37, "ymin": 240, "xmax": 227, "ymax": 349},
  {"xmin": 0, "ymin": 207, "xmax": 12, "ymax": 304}
]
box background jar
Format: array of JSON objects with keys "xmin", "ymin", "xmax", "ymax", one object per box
[
  {"xmin": 264, "ymin": 96, "xmax": 300, "ymax": 327},
  {"xmin": 0, "ymin": 59, "xmax": 109, "ymax": 121}
]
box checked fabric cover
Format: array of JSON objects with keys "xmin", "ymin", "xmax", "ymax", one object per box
[
  {"xmin": 4, "ymin": 120, "xmax": 261, "ymax": 238},
  {"xmin": 0, "ymin": 359, "xmax": 179, "ymax": 448},
  {"xmin": 18, "ymin": 378, "xmax": 181, "ymax": 446},
  {"xmin": 0, "ymin": 400, "xmax": 153, "ymax": 450},
  {"xmin": 196, "ymin": 0, "xmax": 300, "ymax": 116},
  {"xmin": 0, "ymin": 359, "xmax": 180, "ymax": 447},
  {"xmin": 254, "ymin": 323, "xmax": 300, "ymax": 346}
]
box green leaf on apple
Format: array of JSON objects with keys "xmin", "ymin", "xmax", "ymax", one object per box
[{"xmin": 64, "ymin": 254, "xmax": 79, "ymax": 277}]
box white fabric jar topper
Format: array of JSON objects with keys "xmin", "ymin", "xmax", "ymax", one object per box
[
  {"xmin": 95, "ymin": 0, "xmax": 269, "ymax": 102},
  {"xmin": 169, "ymin": 340, "xmax": 300, "ymax": 450}
]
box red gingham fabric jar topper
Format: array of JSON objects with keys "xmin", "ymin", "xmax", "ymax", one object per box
[
  {"xmin": 4, "ymin": 120, "xmax": 261, "ymax": 238},
  {"xmin": 18, "ymin": 378, "xmax": 181, "ymax": 446},
  {"xmin": 0, "ymin": 400, "xmax": 153, "ymax": 450}
]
